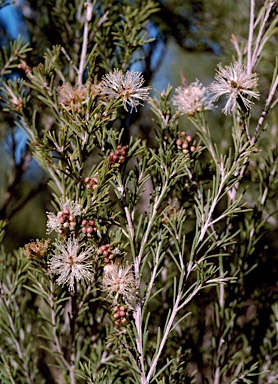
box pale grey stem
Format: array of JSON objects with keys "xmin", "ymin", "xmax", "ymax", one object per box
[
  {"xmin": 247, "ymin": 0, "xmax": 255, "ymax": 74},
  {"xmin": 133, "ymin": 180, "xmax": 168, "ymax": 383},
  {"xmin": 252, "ymin": 74, "xmax": 278, "ymax": 145},
  {"xmin": 133, "ymin": 304, "xmax": 146, "ymax": 383},
  {"xmin": 144, "ymin": 240, "xmax": 162, "ymax": 306},
  {"xmin": 231, "ymin": 34, "xmax": 242, "ymax": 63},
  {"xmin": 69, "ymin": 363, "xmax": 75, "ymax": 384},
  {"xmin": 146, "ymin": 284, "xmax": 203, "ymax": 383},
  {"xmin": 200, "ymin": 125, "xmax": 219, "ymax": 166},
  {"xmin": 116, "ymin": 179, "xmax": 135, "ymax": 241},
  {"xmin": 214, "ymin": 338, "xmax": 225, "ymax": 384},
  {"xmin": 61, "ymin": 46, "xmax": 79, "ymax": 74},
  {"xmin": 2, "ymin": 358, "xmax": 16, "ymax": 384},
  {"xmin": 124, "ymin": 206, "xmax": 135, "ymax": 240},
  {"xmin": 196, "ymin": 178, "xmax": 225, "ymax": 248},
  {"xmin": 219, "ymin": 267, "xmax": 225, "ymax": 312},
  {"xmin": 116, "ymin": 179, "xmax": 145, "ymax": 380},
  {"xmin": 213, "ymin": 260, "xmax": 225, "ymax": 384},
  {"xmin": 137, "ymin": 179, "xmax": 169, "ymax": 264},
  {"xmin": 78, "ymin": 0, "xmax": 93, "ymax": 87},
  {"xmin": 47, "ymin": 280, "xmax": 72, "ymax": 372},
  {"xmin": 145, "ymin": 293, "xmax": 181, "ymax": 384},
  {"xmin": 48, "ymin": 168, "xmax": 64, "ymax": 194},
  {"xmin": 251, "ymin": 1, "xmax": 277, "ymax": 70}
]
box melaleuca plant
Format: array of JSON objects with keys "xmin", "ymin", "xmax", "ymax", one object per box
[{"xmin": 0, "ymin": 0, "xmax": 277, "ymax": 383}]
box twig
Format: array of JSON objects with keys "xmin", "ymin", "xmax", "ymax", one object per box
[
  {"xmin": 69, "ymin": 289, "xmax": 77, "ymax": 384},
  {"xmin": 247, "ymin": 0, "xmax": 255, "ymax": 74},
  {"xmin": 143, "ymin": 240, "xmax": 163, "ymax": 309},
  {"xmin": 61, "ymin": 47, "xmax": 79, "ymax": 74},
  {"xmin": 251, "ymin": 1, "xmax": 277, "ymax": 70},
  {"xmin": 78, "ymin": 0, "xmax": 93, "ymax": 86},
  {"xmin": 252, "ymin": 73, "xmax": 278, "ymax": 145}
]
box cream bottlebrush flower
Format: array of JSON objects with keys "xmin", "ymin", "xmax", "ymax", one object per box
[
  {"xmin": 209, "ymin": 62, "xmax": 259, "ymax": 115},
  {"xmin": 100, "ymin": 69, "xmax": 150, "ymax": 112},
  {"xmin": 102, "ymin": 263, "xmax": 136, "ymax": 306},
  {"xmin": 172, "ymin": 79, "xmax": 214, "ymax": 115},
  {"xmin": 46, "ymin": 197, "xmax": 83, "ymax": 234},
  {"xmin": 48, "ymin": 237, "xmax": 95, "ymax": 291}
]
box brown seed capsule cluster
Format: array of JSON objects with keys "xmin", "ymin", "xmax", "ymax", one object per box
[
  {"xmin": 113, "ymin": 305, "xmax": 129, "ymax": 326},
  {"xmin": 57, "ymin": 209, "xmax": 76, "ymax": 235},
  {"xmin": 24, "ymin": 239, "xmax": 50, "ymax": 260},
  {"xmin": 84, "ymin": 176, "xmax": 98, "ymax": 190},
  {"xmin": 176, "ymin": 131, "xmax": 196, "ymax": 154},
  {"xmin": 81, "ymin": 219, "xmax": 98, "ymax": 237},
  {"xmin": 109, "ymin": 145, "xmax": 128, "ymax": 164},
  {"xmin": 98, "ymin": 244, "xmax": 117, "ymax": 264}
]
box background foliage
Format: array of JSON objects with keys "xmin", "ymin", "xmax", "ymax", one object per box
[{"xmin": 0, "ymin": 0, "xmax": 277, "ymax": 383}]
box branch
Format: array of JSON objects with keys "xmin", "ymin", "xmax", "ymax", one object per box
[
  {"xmin": 252, "ymin": 73, "xmax": 278, "ymax": 145},
  {"xmin": 78, "ymin": 0, "xmax": 93, "ymax": 86}
]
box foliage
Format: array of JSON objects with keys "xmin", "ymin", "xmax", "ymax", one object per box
[{"xmin": 0, "ymin": 0, "xmax": 278, "ymax": 383}]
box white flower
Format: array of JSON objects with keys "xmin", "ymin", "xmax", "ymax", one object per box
[
  {"xmin": 48, "ymin": 237, "xmax": 95, "ymax": 291},
  {"xmin": 46, "ymin": 197, "xmax": 83, "ymax": 234},
  {"xmin": 209, "ymin": 62, "xmax": 259, "ymax": 115},
  {"xmin": 59, "ymin": 197, "xmax": 83, "ymax": 216},
  {"xmin": 172, "ymin": 79, "xmax": 214, "ymax": 115},
  {"xmin": 46, "ymin": 212, "xmax": 61, "ymax": 234},
  {"xmin": 102, "ymin": 263, "xmax": 136, "ymax": 306},
  {"xmin": 100, "ymin": 69, "xmax": 150, "ymax": 112}
]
